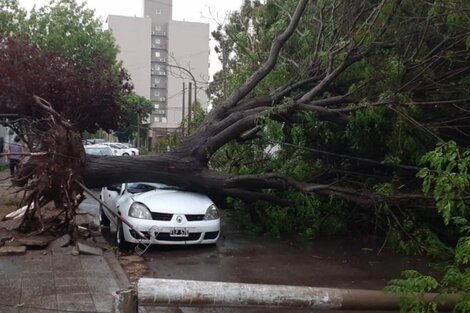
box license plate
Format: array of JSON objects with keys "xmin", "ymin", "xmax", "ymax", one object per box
[{"xmin": 170, "ymin": 228, "xmax": 189, "ymax": 237}]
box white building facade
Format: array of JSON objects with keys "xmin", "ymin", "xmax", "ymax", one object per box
[{"xmin": 108, "ymin": 0, "xmax": 209, "ymax": 145}]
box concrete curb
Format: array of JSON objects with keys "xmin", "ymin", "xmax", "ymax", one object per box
[{"xmin": 104, "ymin": 250, "xmax": 132, "ymax": 289}]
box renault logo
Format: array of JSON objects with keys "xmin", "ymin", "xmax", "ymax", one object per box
[{"xmin": 176, "ymin": 215, "xmax": 183, "ymax": 223}]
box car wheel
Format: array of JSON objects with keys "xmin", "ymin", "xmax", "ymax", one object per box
[
  {"xmin": 116, "ymin": 220, "xmax": 133, "ymax": 250},
  {"xmin": 99, "ymin": 204, "xmax": 110, "ymax": 226},
  {"xmin": 132, "ymin": 151, "xmax": 136, "ymax": 155},
  {"xmin": 122, "ymin": 153, "xmax": 129, "ymax": 156}
]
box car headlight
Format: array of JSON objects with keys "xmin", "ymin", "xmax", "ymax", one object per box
[
  {"xmin": 204, "ymin": 204, "xmax": 219, "ymax": 220},
  {"xmin": 129, "ymin": 202, "xmax": 152, "ymax": 219}
]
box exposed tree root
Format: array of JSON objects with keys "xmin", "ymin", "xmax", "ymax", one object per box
[{"xmin": 10, "ymin": 96, "xmax": 85, "ymax": 234}]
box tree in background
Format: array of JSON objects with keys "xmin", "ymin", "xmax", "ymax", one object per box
[
  {"xmin": 0, "ymin": 0, "xmax": 132, "ymax": 133},
  {"xmin": 115, "ymin": 92, "xmax": 153, "ymax": 143},
  {"xmin": 0, "ymin": 0, "xmax": 133, "ymax": 231}
]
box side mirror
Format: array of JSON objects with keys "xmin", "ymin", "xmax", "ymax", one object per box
[{"xmin": 106, "ymin": 185, "xmax": 121, "ymax": 193}]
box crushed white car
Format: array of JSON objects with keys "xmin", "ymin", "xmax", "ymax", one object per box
[{"xmin": 100, "ymin": 182, "xmax": 220, "ymax": 249}]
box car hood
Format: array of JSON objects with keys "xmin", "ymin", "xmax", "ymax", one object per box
[{"xmin": 130, "ymin": 189, "xmax": 213, "ymax": 214}]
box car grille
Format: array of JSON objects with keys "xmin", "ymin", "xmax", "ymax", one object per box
[
  {"xmin": 151, "ymin": 212, "xmax": 173, "ymax": 221},
  {"xmin": 155, "ymin": 232, "xmax": 201, "ymax": 241},
  {"xmin": 185, "ymin": 214, "xmax": 205, "ymax": 221}
]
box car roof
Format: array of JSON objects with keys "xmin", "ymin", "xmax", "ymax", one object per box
[{"xmin": 85, "ymin": 144, "xmax": 112, "ymax": 148}]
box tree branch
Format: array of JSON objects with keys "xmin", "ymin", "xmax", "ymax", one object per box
[
  {"xmin": 298, "ymin": 53, "xmax": 363, "ymax": 103},
  {"xmin": 224, "ymin": 0, "xmax": 310, "ymax": 107}
]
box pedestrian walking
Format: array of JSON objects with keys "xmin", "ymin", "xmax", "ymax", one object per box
[{"xmin": 7, "ymin": 136, "xmax": 24, "ymax": 176}]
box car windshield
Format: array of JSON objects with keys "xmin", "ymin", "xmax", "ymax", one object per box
[
  {"xmin": 85, "ymin": 147, "xmax": 113, "ymax": 156},
  {"xmin": 126, "ymin": 182, "xmax": 184, "ymax": 193}
]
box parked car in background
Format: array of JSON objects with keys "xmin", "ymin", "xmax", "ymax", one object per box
[
  {"xmin": 83, "ymin": 139, "xmax": 106, "ymax": 145},
  {"xmin": 84, "ymin": 144, "xmax": 113, "ymax": 156},
  {"xmin": 102, "ymin": 143, "xmax": 134, "ymax": 156},
  {"xmin": 119, "ymin": 143, "xmax": 139, "ymax": 155},
  {"xmin": 100, "ymin": 182, "xmax": 220, "ymax": 249}
]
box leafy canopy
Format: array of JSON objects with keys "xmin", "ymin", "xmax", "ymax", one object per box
[{"xmin": 0, "ymin": 0, "xmax": 136, "ymax": 133}]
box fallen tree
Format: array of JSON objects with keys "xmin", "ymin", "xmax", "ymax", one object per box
[{"xmin": 1, "ymin": 0, "xmax": 470, "ymax": 235}]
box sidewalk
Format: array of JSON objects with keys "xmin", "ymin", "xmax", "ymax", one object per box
[
  {"xmin": 0, "ymin": 171, "xmax": 131, "ymax": 313},
  {"xmin": 0, "ymin": 243, "xmax": 130, "ymax": 313}
]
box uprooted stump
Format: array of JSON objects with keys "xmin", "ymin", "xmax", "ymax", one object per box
[{"xmin": 9, "ymin": 96, "xmax": 86, "ymax": 237}]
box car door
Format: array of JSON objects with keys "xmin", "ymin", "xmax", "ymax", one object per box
[{"xmin": 102, "ymin": 184, "xmax": 123, "ymax": 223}]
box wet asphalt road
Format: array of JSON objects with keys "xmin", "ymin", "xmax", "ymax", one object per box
[{"xmin": 142, "ymin": 211, "xmax": 430, "ymax": 289}]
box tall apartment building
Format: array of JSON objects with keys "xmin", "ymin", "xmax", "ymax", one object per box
[{"xmin": 108, "ymin": 0, "xmax": 209, "ymax": 143}]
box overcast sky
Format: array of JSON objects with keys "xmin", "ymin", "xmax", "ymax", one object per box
[{"xmin": 17, "ymin": 0, "xmax": 243, "ymax": 78}]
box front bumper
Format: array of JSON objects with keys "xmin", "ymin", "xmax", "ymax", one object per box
[{"xmin": 122, "ymin": 217, "xmax": 220, "ymax": 245}]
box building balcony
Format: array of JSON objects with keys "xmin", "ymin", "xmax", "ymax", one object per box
[
  {"xmin": 151, "ymin": 83, "xmax": 167, "ymax": 89},
  {"xmin": 151, "ymin": 96, "xmax": 167, "ymax": 102},
  {"xmin": 152, "ymin": 44, "xmax": 167, "ymax": 50},
  {"xmin": 151, "ymin": 31, "xmax": 167, "ymax": 36},
  {"xmin": 155, "ymin": 110, "xmax": 166, "ymax": 115},
  {"xmin": 153, "ymin": 57, "xmax": 167, "ymax": 63},
  {"xmin": 151, "ymin": 70, "xmax": 167, "ymax": 76}
]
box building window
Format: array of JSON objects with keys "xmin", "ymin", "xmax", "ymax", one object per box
[
  {"xmin": 154, "ymin": 104, "xmax": 160, "ymax": 109},
  {"xmin": 154, "ymin": 116, "xmax": 160, "ymax": 122},
  {"xmin": 155, "ymin": 51, "xmax": 161, "ymax": 58},
  {"xmin": 155, "ymin": 25, "xmax": 161, "ymax": 31},
  {"xmin": 155, "ymin": 78, "xmax": 161, "ymax": 84},
  {"xmin": 154, "ymin": 91, "xmax": 160, "ymax": 96},
  {"xmin": 156, "ymin": 9, "xmax": 161, "ymax": 14},
  {"xmin": 161, "ymin": 117, "xmax": 167, "ymax": 123},
  {"xmin": 155, "ymin": 38, "xmax": 161, "ymax": 44}
]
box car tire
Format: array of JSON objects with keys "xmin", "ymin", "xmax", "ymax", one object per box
[
  {"xmin": 122, "ymin": 153, "xmax": 129, "ymax": 156},
  {"xmin": 99, "ymin": 205, "xmax": 110, "ymax": 226},
  {"xmin": 116, "ymin": 220, "xmax": 133, "ymax": 251}
]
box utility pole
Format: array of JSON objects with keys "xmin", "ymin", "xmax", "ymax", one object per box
[
  {"xmin": 136, "ymin": 106, "xmax": 140, "ymax": 148},
  {"xmin": 182, "ymin": 82, "xmax": 185, "ymax": 136},
  {"xmin": 167, "ymin": 63, "xmax": 197, "ymax": 111},
  {"xmin": 188, "ymin": 82, "xmax": 192, "ymax": 136}
]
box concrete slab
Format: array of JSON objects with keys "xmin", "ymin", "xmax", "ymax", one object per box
[
  {"xmin": 0, "ymin": 246, "xmax": 26, "ymax": 256},
  {"xmin": 0, "ymin": 305, "xmax": 18, "ymax": 313},
  {"xmin": 16, "ymin": 236, "xmax": 53, "ymax": 247},
  {"xmin": 0, "ymin": 219, "xmax": 21, "ymax": 231},
  {"xmin": 75, "ymin": 213, "xmax": 100, "ymax": 230},
  {"xmin": 48, "ymin": 234, "xmax": 71, "ymax": 250},
  {"xmin": 52, "ymin": 252, "xmax": 82, "ymax": 271},
  {"xmin": 77, "ymin": 240, "xmax": 103, "ymax": 256},
  {"xmin": 57, "ymin": 292, "xmax": 96, "ymax": 312},
  {"xmin": 0, "ymin": 227, "xmax": 12, "ymax": 244},
  {"xmin": 0, "ymin": 285, "xmax": 21, "ymax": 305},
  {"xmin": 21, "ymin": 251, "xmax": 52, "ymax": 273},
  {"xmin": 20, "ymin": 294, "xmax": 57, "ymax": 311}
]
